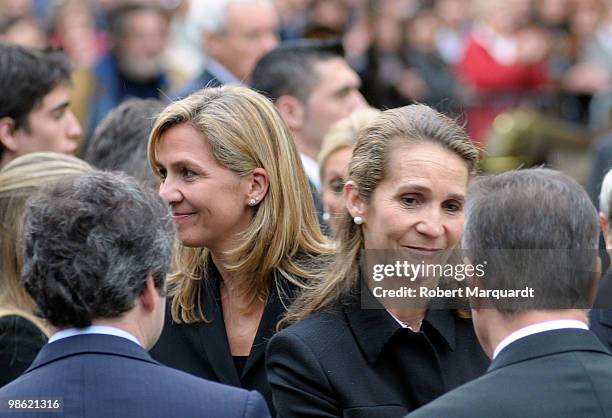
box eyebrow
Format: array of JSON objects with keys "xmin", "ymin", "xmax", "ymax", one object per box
[
  {"xmin": 49, "ymin": 100, "xmax": 70, "ymax": 114},
  {"xmin": 398, "ymin": 183, "xmax": 465, "ymax": 201}
]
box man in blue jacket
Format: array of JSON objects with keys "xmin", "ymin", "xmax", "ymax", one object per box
[{"xmin": 0, "ymin": 171, "xmax": 269, "ymax": 418}]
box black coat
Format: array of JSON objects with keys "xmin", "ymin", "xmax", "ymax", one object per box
[
  {"xmin": 406, "ymin": 329, "xmax": 612, "ymax": 418},
  {"xmin": 266, "ymin": 295, "xmax": 489, "ymax": 418},
  {"xmin": 149, "ymin": 264, "xmax": 299, "ymax": 414},
  {"xmin": 0, "ymin": 315, "xmax": 46, "ymax": 387}
]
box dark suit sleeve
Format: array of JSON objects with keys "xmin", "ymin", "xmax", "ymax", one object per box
[
  {"xmin": 266, "ymin": 330, "xmax": 340, "ymax": 418},
  {"xmin": 244, "ymin": 390, "xmax": 271, "ymax": 418}
]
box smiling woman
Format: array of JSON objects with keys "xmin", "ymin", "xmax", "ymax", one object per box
[
  {"xmin": 146, "ymin": 85, "xmax": 332, "ymax": 412},
  {"xmin": 267, "ymin": 104, "xmax": 489, "ymax": 418}
]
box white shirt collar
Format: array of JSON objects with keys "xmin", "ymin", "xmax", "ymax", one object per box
[
  {"xmin": 49, "ymin": 325, "xmax": 142, "ymax": 347},
  {"xmin": 207, "ymin": 58, "xmax": 242, "ymax": 85},
  {"xmin": 300, "ymin": 153, "xmax": 321, "ymax": 191},
  {"xmin": 493, "ymin": 319, "xmax": 588, "ymax": 359}
]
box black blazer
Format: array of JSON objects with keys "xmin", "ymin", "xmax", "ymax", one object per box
[
  {"xmin": 406, "ymin": 328, "xmax": 612, "ymax": 418},
  {"xmin": 150, "ymin": 263, "xmax": 299, "ymax": 413},
  {"xmin": 0, "ymin": 315, "xmax": 46, "ymax": 387},
  {"xmin": 266, "ymin": 296, "xmax": 489, "ymax": 418},
  {"xmin": 590, "ymin": 268, "xmax": 612, "ymax": 351},
  {"xmin": 0, "ymin": 333, "xmax": 269, "ymax": 418}
]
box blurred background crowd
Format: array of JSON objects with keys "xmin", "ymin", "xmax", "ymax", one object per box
[{"xmin": 1, "ymin": 0, "xmax": 612, "ymax": 191}]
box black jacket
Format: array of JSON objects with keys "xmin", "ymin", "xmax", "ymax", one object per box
[
  {"xmin": 266, "ymin": 296, "xmax": 489, "ymax": 418},
  {"xmin": 0, "ymin": 315, "xmax": 46, "ymax": 387},
  {"xmin": 406, "ymin": 328, "xmax": 612, "ymax": 418},
  {"xmin": 149, "ymin": 263, "xmax": 299, "ymax": 413}
]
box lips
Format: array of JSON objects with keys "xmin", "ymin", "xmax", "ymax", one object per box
[
  {"xmin": 171, "ymin": 212, "xmax": 196, "ymax": 222},
  {"xmin": 402, "ymin": 246, "xmax": 445, "ymax": 255}
]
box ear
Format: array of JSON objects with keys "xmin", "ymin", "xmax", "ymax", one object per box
[
  {"xmin": 588, "ymin": 256, "xmax": 602, "ymax": 308},
  {"xmin": 343, "ymin": 180, "xmax": 366, "ymax": 220},
  {"xmin": 275, "ymin": 95, "xmax": 306, "ymax": 131},
  {"xmin": 0, "ymin": 117, "xmax": 20, "ymax": 153},
  {"xmin": 600, "ymin": 213, "xmax": 611, "ymax": 250},
  {"xmin": 245, "ymin": 167, "xmax": 269, "ymax": 205},
  {"xmin": 138, "ymin": 274, "xmax": 160, "ymax": 314},
  {"xmin": 203, "ymin": 31, "xmax": 224, "ymax": 58}
]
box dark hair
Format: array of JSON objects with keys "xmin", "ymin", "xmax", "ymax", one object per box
[
  {"xmin": 22, "ymin": 170, "xmax": 175, "ymax": 328},
  {"xmin": 83, "ymin": 98, "xmax": 163, "ymax": 189},
  {"xmin": 107, "ymin": 3, "xmax": 168, "ymax": 39},
  {"xmin": 0, "ymin": 44, "xmax": 71, "ymax": 156},
  {"xmin": 463, "ymin": 168, "xmax": 599, "ymax": 314},
  {"xmin": 250, "ymin": 39, "xmax": 344, "ymax": 103}
]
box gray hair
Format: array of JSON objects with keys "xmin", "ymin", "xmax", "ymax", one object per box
[
  {"xmin": 599, "ymin": 168, "xmax": 612, "ymax": 220},
  {"xmin": 189, "ymin": 0, "xmax": 273, "ymax": 34},
  {"xmin": 463, "ymin": 168, "xmax": 599, "ymax": 314},
  {"xmin": 22, "ymin": 171, "xmax": 176, "ymax": 328}
]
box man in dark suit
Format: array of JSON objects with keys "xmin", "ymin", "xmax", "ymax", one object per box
[
  {"xmin": 0, "ymin": 171, "xmax": 269, "ymax": 418},
  {"xmin": 407, "ymin": 168, "xmax": 612, "ymax": 418},
  {"xmin": 251, "ymin": 40, "xmax": 367, "ymax": 234},
  {"xmin": 171, "ymin": 0, "xmax": 279, "ymax": 99}
]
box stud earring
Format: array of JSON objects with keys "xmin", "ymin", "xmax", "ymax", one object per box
[
  {"xmin": 323, "ymin": 212, "xmax": 330, "ymax": 221},
  {"xmin": 249, "ymin": 197, "xmax": 258, "ymax": 206},
  {"xmin": 353, "ymin": 216, "xmax": 363, "ymax": 225}
]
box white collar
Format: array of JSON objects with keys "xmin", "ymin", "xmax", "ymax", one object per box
[
  {"xmin": 49, "ymin": 325, "xmax": 142, "ymax": 347},
  {"xmin": 300, "ymin": 153, "xmax": 321, "ymax": 191},
  {"xmin": 493, "ymin": 319, "xmax": 588, "ymax": 359}
]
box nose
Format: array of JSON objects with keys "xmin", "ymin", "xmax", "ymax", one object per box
[
  {"xmin": 158, "ymin": 176, "xmax": 182, "ymax": 205},
  {"xmin": 66, "ymin": 110, "xmax": 82, "ymax": 140},
  {"xmin": 414, "ymin": 211, "xmax": 445, "ymax": 239},
  {"xmin": 349, "ymin": 90, "xmax": 367, "ymax": 112}
]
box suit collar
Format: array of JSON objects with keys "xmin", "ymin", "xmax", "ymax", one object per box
[
  {"xmin": 26, "ymin": 334, "xmax": 157, "ymax": 374},
  {"xmin": 489, "ymin": 328, "xmax": 611, "ymax": 372},
  {"xmin": 344, "ymin": 288, "xmax": 457, "ymax": 363}
]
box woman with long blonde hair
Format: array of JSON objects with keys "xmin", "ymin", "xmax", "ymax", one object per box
[
  {"xmin": 0, "ymin": 152, "xmax": 91, "ymax": 386},
  {"xmin": 148, "ymin": 85, "xmax": 333, "ymax": 411}
]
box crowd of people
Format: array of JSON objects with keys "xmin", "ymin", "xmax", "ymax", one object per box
[{"xmin": 1, "ymin": 0, "xmax": 612, "ymax": 417}]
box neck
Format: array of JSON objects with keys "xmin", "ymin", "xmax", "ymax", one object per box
[
  {"xmin": 0, "ymin": 151, "xmax": 15, "ymax": 168},
  {"xmin": 387, "ymin": 307, "xmax": 427, "ymax": 330},
  {"xmin": 480, "ymin": 309, "xmax": 588, "ymax": 358},
  {"xmin": 292, "ymin": 132, "xmax": 318, "ymax": 160}
]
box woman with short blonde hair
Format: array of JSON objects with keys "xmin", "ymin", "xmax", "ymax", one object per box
[
  {"xmin": 0, "ymin": 152, "xmax": 91, "ymax": 387},
  {"xmin": 148, "ymin": 85, "xmax": 332, "ymax": 411}
]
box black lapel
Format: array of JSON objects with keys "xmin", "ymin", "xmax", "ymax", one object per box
[
  {"xmin": 183, "ymin": 263, "xmax": 241, "ymax": 387},
  {"xmin": 241, "ymin": 273, "xmax": 299, "ymax": 378}
]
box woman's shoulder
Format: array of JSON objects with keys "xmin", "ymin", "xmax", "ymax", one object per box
[
  {"xmin": 275, "ymin": 304, "xmax": 351, "ymax": 345},
  {"xmin": 0, "ymin": 315, "xmax": 47, "ymax": 341}
]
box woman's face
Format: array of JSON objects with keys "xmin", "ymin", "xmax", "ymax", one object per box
[
  {"xmin": 355, "ymin": 141, "xmax": 469, "ymax": 253},
  {"xmin": 321, "ymin": 146, "xmax": 353, "ymax": 235},
  {"xmin": 155, "ymin": 123, "xmax": 252, "ymax": 251}
]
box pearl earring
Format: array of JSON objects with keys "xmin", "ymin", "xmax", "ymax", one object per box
[
  {"xmin": 249, "ymin": 197, "xmax": 258, "ymax": 206},
  {"xmin": 323, "ymin": 212, "xmax": 330, "ymax": 221},
  {"xmin": 353, "ymin": 216, "xmax": 363, "ymax": 225}
]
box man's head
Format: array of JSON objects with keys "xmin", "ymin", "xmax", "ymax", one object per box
[
  {"xmin": 599, "ymin": 168, "xmax": 612, "ymax": 252},
  {"xmin": 108, "ymin": 4, "xmax": 169, "ymax": 82},
  {"xmin": 463, "ymin": 168, "xmax": 600, "ymax": 353},
  {"xmin": 0, "ymin": 44, "xmax": 82, "ymax": 167},
  {"xmin": 251, "ymin": 40, "xmax": 367, "ymax": 159},
  {"xmin": 195, "ymin": 0, "xmax": 278, "ymax": 81},
  {"xmin": 22, "ymin": 171, "xmax": 175, "ymax": 348},
  {"xmin": 84, "ymin": 98, "xmax": 164, "ymax": 190}
]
